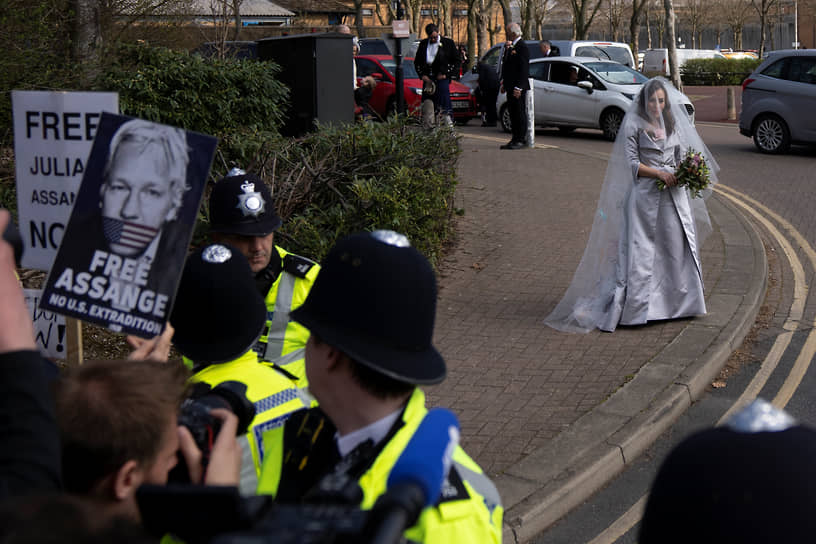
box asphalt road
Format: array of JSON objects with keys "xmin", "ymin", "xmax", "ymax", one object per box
[{"xmin": 527, "ymin": 123, "xmax": 816, "ymax": 543}]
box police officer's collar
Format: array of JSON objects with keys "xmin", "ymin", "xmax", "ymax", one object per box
[{"xmin": 255, "ymin": 249, "xmax": 283, "ymax": 295}]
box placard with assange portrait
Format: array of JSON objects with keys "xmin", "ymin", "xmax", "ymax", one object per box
[{"xmin": 40, "ymin": 112, "xmax": 217, "ymax": 338}]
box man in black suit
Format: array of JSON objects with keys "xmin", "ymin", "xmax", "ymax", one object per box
[
  {"xmin": 414, "ymin": 23, "xmax": 461, "ymax": 127},
  {"xmin": 539, "ymin": 40, "xmax": 559, "ymax": 57},
  {"xmin": 500, "ymin": 23, "xmax": 530, "ymax": 149}
]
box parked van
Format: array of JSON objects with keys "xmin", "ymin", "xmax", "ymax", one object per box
[
  {"xmin": 642, "ymin": 48, "xmax": 727, "ymax": 76},
  {"xmin": 549, "ymin": 40, "xmax": 636, "ymax": 68}
]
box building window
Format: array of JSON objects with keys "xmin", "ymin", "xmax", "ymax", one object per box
[
  {"xmin": 362, "ymin": 8, "xmax": 372, "ymax": 15},
  {"xmin": 454, "ymin": 9, "xmax": 467, "ymax": 16},
  {"xmin": 328, "ymin": 14, "xmax": 342, "ymax": 25}
]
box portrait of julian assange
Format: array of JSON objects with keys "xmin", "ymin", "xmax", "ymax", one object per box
[{"xmin": 41, "ymin": 113, "xmax": 217, "ymax": 338}]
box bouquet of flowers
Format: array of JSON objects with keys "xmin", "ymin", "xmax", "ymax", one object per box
[{"xmin": 656, "ymin": 148, "xmax": 711, "ymax": 198}]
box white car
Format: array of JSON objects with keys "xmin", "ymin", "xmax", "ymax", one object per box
[{"xmin": 497, "ymin": 56, "xmax": 695, "ymax": 140}]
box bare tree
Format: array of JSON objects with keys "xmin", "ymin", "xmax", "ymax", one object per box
[
  {"xmin": 518, "ymin": 0, "xmax": 536, "ymax": 37},
  {"xmin": 569, "ymin": 0, "xmax": 604, "ymax": 40},
  {"xmin": 629, "ymin": 0, "xmax": 649, "ymax": 57},
  {"xmin": 494, "ymin": 0, "xmax": 514, "ymax": 35},
  {"xmin": 603, "ymin": 0, "xmax": 627, "ymax": 41},
  {"xmin": 663, "ymin": 0, "xmax": 681, "ymax": 89},
  {"xmin": 73, "ymin": 0, "xmax": 102, "ymax": 72},
  {"xmin": 683, "ymin": 0, "xmax": 709, "ymax": 48},
  {"xmin": 721, "ymin": 0, "xmax": 752, "ymax": 49},
  {"xmin": 751, "ymin": 0, "xmax": 779, "ymax": 56},
  {"xmin": 534, "ymin": 0, "xmax": 555, "ymax": 39}
]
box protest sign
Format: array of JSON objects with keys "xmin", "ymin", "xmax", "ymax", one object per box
[
  {"xmin": 12, "ymin": 90, "xmax": 119, "ymax": 271},
  {"xmin": 24, "ymin": 288, "xmax": 67, "ymax": 359},
  {"xmin": 40, "ymin": 113, "xmax": 218, "ymax": 337}
]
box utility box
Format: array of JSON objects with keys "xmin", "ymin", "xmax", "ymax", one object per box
[{"xmin": 257, "ymin": 33, "xmax": 354, "ymax": 136}]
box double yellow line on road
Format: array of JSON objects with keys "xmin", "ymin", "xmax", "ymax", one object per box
[{"xmin": 588, "ymin": 184, "xmax": 816, "ymax": 544}]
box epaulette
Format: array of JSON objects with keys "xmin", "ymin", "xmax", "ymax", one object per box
[
  {"xmin": 436, "ymin": 465, "xmax": 471, "ymax": 504},
  {"xmin": 283, "ymin": 253, "xmax": 317, "ymax": 278}
]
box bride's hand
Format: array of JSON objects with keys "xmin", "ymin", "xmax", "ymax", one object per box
[{"xmin": 657, "ymin": 170, "xmax": 677, "ymax": 187}]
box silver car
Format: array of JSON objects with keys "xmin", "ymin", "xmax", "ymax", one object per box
[
  {"xmin": 739, "ymin": 49, "xmax": 816, "ymax": 154},
  {"xmin": 497, "ymin": 57, "xmax": 695, "ymax": 140}
]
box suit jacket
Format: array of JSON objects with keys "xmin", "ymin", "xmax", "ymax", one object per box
[
  {"xmin": 501, "ymin": 39, "xmax": 530, "ymax": 91},
  {"xmin": 415, "ymin": 36, "xmax": 461, "ymax": 80}
]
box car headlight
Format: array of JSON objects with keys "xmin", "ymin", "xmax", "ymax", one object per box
[
  {"xmin": 411, "ymin": 87, "xmax": 423, "ymax": 95},
  {"xmin": 622, "ymin": 93, "xmax": 635, "ymax": 100}
]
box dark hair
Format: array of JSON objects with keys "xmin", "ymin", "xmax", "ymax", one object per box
[
  {"xmin": 540, "ymin": 40, "xmax": 552, "ymax": 47},
  {"xmin": 311, "ymin": 334, "xmax": 414, "ymax": 399},
  {"xmin": 55, "ymin": 360, "xmax": 190, "ymax": 494},
  {"xmin": 637, "ymin": 79, "xmax": 675, "ymax": 135},
  {"xmin": 349, "ymin": 359, "xmax": 415, "ymax": 399},
  {"xmin": 425, "ymin": 23, "xmax": 438, "ymax": 36}
]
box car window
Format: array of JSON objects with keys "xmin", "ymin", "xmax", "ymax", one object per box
[
  {"xmin": 529, "ymin": 62, "xmax": 549, "ymax": 81},
  {"xmin": 575, "ymin": 46, "xmax": 612, "ymax": 61},
  {"xmin": 585, "ymin": 62, "xmax": 648, "ymax": 84},
  {"xmin": 761, "ymin": 58, "xmax": 787, "ymax": 79},
  {"xmin": 788, "ymin": 56, "xmax": 816, "ymax": 84},
  {"xmin": 356, "ymin": 58, "xmax": 383, "ymax": 78},
  {"xmin": 481, "ymin": 46, "xmax": 503, "ymax": 69},
  {"xmin": 549, "ymin": 62, "xmax": 581, "ymax": 85},
  {"xmin": 380, "ymin": 58, "xmax": 420, "ymax": 79}
]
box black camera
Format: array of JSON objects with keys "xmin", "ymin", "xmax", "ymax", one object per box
[{"xmin": 173, "ymin": 381, "xmax": 256, "ymax": 482}]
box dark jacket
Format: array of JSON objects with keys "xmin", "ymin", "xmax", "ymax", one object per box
[
  {"xmin": 415, "ymin": 36, "xmax": 461, "ymax": 80},
  {"xmin": 0, "ymin": 351, "xmax": 62, "ymax": 499},
  {"xmin": 501, "ymin": 39, "xmax": 530, "ymax": 91}
]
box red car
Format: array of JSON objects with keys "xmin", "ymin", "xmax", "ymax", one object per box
[{"xmin": 355, "ymin": 54, "xmax": 477, "ymax": 123}]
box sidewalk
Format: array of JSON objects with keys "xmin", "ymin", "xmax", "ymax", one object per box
[{"xmin": 427, "ymin": 122, "xmax": 765, "ymax": 542}]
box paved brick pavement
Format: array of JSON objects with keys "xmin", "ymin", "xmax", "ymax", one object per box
[{"xmin": 424, "ymin": 123, "xmax": 765, "ymax": 541}]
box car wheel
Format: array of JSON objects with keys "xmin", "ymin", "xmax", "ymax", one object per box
[
  {"xmin": 753, "ymin": 114, "xmax": 791, "ymax": 154},
  {"xmin": 558, "ymin": 126, "xmax": 576, "ymax": 134},
  {"xmin": 499, "ymin": 104, "xmax": 512, "ymax": 133},
  {"xmin": 600, "ymin": 108, "xmax": 624, "ymax": 141}
]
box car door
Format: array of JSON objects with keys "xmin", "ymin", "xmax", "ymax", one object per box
[
  {"xmin": 356, "ymin": 58, "xmax": 393, "ymax": 116},
  {"xmin": 527, "ymin": 61, "xmax": 550, "ymax": 125},
  {"xmin": 542, "ymin": 61, "xmax": 597, "ymax": 125},
  {"xmin": 784, "ymin": 55, "xmax": 816, "ymax": 142}
]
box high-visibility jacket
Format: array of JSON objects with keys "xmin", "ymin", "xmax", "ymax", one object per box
[
  {"xmin": 255, "ymin": 246, "xmax": 319, "ymax": 387},
  {"xmin": 190, "ymin": 350, "xmax": 308, "ymax": 493},
  {"xmin": 256, "ymin": 388, "xmax": 503, "ymax": 543}
]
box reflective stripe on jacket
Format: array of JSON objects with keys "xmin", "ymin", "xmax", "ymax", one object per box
[
  {"xmin": 190, "ymin": 350, "xmax": 308, "ymax": 493},
  {"xmin": 258, "ymin": 246, "xmax": 319, "ymax": 387}
]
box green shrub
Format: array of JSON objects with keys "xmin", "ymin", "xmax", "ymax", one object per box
[
  {"xmin": 211, "ymin": 118, "xmax": 461, "ymax": 266},
  {"xmin": 681, "ymin": 58, "xmax": 762, "ymax": 85},
  {"xmin": 94, "ymin": 43, "xmax": 289, "ymax": 137}
]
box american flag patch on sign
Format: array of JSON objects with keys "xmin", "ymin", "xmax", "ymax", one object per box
[{"xmin": 102, "ymin": 217, "xmax": 158, "ymax": 254}]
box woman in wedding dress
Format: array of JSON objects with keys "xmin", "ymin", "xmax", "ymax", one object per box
[{"xmin": 545, "ymin": 78, "xmax": 719, "ymax": 333}]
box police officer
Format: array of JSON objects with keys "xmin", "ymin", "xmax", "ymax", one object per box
[
  {"xmin": 208, "ymin": 168, "xmax": 319, "ymax": 386},
  {"xmin": 256, "ymin": 231, "xmax": 503, "ymax": 543},
  {"xmin": 171, "ymin": 243, "xmax": 307, "ymax": 493}
]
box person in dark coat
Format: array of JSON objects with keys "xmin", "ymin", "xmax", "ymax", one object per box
[
  {"xmin": 414, "ymin": 23, "xmax": 461, "ymax": 126},
  {"xmin": 476, "ymin": 61, "xmax": 499, "ymax": 127},
  {"xmin": 500, "ymin": 23, "xmax": 530, "ymax": 149}
]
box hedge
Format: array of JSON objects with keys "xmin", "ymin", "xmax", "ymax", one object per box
[{"xmin": 681, "ymin": 58, "xmax": 763, "ymax": 85}]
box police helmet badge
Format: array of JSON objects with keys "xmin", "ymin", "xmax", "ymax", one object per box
[
  {"xmin": 236, "ymin": 180, "xmax": 266, "ymax": 218},
  {"xmin": 202, "ymin": 244, "xmax": 232, "ymax": 264}
]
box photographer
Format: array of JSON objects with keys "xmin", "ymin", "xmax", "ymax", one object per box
[
  {"xmin": 256, "ymin": 231, "xmax": 503, "ymax": 543},
  {"xmin": 55, "ymin": 359, "xmax": 241, "ymax": 522}
]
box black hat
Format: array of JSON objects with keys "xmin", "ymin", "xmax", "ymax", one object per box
[
  {"xmin": 290, "ymin": 230, "xmax": 445, "ymax": 385},
  {"xmin": 209, "ymin": 168, "xmax": 282, "ymax": 236},
  {"xmin": 640, "ymin": 400, "xmax": 816, "ymax": 543},
  {"xmin": 170, "ymin": 243, "xmax": 267, "ymax": 364}
]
